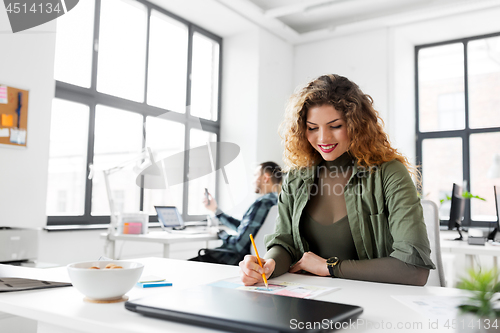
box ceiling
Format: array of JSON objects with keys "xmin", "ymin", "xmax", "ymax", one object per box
[
  {"xmin": 212, "ymin": 0, "xmax": 500, "ymax": 44},
  {"xmin": 248, "ymin": 0, "xmax": 435, "ymax": 34}
]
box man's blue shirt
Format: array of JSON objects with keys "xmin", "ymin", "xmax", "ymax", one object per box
[{"xmin": 213, "ymin": 192, "xmax": 278, "ymax": 265}]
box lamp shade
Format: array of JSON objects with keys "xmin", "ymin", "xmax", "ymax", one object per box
[
  {"xmin": 136, "ymin": 142, "xmax": 240, "ymax": 189},
  {"xmin": 487, "ymin": 153, "xmax": 500, "ymax": 179}
]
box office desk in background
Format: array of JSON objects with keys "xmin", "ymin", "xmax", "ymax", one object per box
[
  {"xmin": 440, "ymin": 230, "xmax": 500, "ymax": 268},
  {"xmin": 0, "ymin": 257, "xmax": 467, "ymax": 333},
  {"xmin": 100, "ymin": 228, "xmax": 220, "ymax": 259}
]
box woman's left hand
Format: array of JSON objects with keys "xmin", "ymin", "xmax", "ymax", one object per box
[{"xmin": 288, "ymin": 251, "xmax": 330, "ymax": 276}]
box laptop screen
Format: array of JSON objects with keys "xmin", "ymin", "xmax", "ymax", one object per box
[{"xmin": 154, "ymin": 206, "xmax": 183, "ymax": 229}]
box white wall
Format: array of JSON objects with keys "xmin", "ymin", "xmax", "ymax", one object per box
[
  {"xmin": 218, "ymin": 28, "xmax": 293, "ymax": 218},
  {"xmin": 294, "ymin": 28, "xmax": 390, "ymax": 143},
  {"xmin": 256, "ymin": 30, "xmax": 293, "ymax": 165},
  {"xmin": 218, "ymin": 29, "xmax": 259, "ymax": 216},
  {"xmin": 0, "ymin": 9, "xmax": 55, "ymax": 229}
]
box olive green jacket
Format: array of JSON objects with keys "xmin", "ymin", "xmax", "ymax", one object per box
[{"xmin": 264, "ymin": 159, "xmax": 436, "ymax": 270}]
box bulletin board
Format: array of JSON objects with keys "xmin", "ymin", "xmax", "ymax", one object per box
[{"xmin": 0, "ymin": 84, "xmax": 29, "ymax": 148}]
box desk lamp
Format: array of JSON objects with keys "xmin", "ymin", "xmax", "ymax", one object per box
[{"xmin": 100, "ymin": 147, "xmax": 167, "ymax": 237}]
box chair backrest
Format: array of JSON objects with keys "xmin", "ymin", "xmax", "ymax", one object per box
[
  {"xmin": 421, "ymin": 199, "xmax": 446, "ymax": 287},
  {"xmin": 251, "ymin": 205, "xmax": 278, "ymax": 256}
]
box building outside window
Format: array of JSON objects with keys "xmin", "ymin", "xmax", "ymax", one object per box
[
  {"xmin": 416, "ymin": 32, "xmax": 500, "ymax": 228},
  {"xmin": 46, "ymin": 0, "xmax": 222, "ymax": 226}
]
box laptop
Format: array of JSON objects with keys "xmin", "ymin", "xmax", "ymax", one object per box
[
  {"xmin": 154, "ymin": 206, "xmax": 208, "ymax": 234},
  {"xmin": 125, "ymin": 285, "xmax": 363, "ymax": 333}
]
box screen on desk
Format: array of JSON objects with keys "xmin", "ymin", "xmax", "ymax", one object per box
[
  {"xmin": 154, "ymin": 206, "xmax": 183, "ymax": 229},
  {"xmin": 495, "ymin": 186, "xmax": 500, "ymax": 225},
  {"xmin": 448, "ymin": 183, "xmax": 465, "ymax": 240},
  {"xmin": 487, "ymin": 185, "xmax": 500, "ymax": 241}
]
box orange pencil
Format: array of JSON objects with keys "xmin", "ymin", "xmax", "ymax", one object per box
[{"xmin": 249, "ymin": 234, "xmax": 268, "ymax": 289}]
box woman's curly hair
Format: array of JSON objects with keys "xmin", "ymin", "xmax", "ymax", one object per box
[{"xmin": 280, "ymin": 74, "xmax": 419, "ymax": 180}]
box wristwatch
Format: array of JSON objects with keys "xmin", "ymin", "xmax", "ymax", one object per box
[{"xmin": 326, "ymin": 256, "xmax": 340, "ymax": 277}]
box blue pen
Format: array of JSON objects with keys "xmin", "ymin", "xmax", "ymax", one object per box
[
  {"xmin": 136, "ymin": 281, "xmax": 173, "ymax": 288},
  {"xmin": 16, "ymin": 92, "xmax": 22, "ymax": 128}
]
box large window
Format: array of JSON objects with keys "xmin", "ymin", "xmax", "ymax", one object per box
[
  {"xmin": 47, "ymin": 0, "xmax": 222, "ymax": 226},
  {"xmin": 416, "ymin": 32, "xmax": 500, "ymax": 228}
]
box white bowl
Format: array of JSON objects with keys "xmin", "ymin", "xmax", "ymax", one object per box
[{"xmin": 67, "ymin": 261, "xmax": 144, "ymax": 301}]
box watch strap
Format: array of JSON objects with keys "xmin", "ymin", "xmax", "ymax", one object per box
[{"xmin": 326, "ymin": 257, "xmax": 340, "ymax": 278}]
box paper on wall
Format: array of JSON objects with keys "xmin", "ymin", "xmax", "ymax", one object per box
[
  {"xmin": 0, "ymin": 128, "xmax": 9, "ymax": 137},
  {"xmin": 10, "ymin": 128, "xmax": 26, "ymax": 145},
  {"xmin": 0, "ymin": 86, "xmax": 7, "ymax": 104}
]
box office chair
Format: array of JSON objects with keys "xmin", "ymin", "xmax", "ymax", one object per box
[
  {"xmin": 197, "ymin": 205, "xmax": 279, "ymax": 263},
  {"xmin": 421, "ymin": 199, "xmax": 446, "ymax": 287},
  {"xmin": 250, "ymin": 205, "xmax": 278, "ymax": 256}
]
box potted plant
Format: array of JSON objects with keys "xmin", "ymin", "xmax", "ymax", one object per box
[{"xmin": 456, "ymin": 268, "xmax": 500, "ymax": 332}]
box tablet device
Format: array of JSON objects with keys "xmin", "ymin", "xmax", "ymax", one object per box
[
  {"xmin": 154, "ymin": 206, "xmax": 183, "ymax": 230},
  {"xmin": 125, "ymin": 285, "xmax": 363, "ymax": 333}
]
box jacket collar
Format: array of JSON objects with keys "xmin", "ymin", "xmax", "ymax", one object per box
[{"xmin": 298, "ymin": 158, "xmax": 361, "ymax": 185}]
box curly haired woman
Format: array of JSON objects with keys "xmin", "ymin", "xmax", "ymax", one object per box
[{"xmin": 239, "ymin": 74, "xmax": 435, "ymax": 286}]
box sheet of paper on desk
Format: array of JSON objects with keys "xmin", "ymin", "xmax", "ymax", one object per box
[
  {"xmin": 393, "ymin": 295, "xmax": 466, "ymax": 324},
  {"xmin": 0, "ymin": 264, "xmax": 70, "ymax": 283},
  {"xmin": 208, "ymin": 276, "xmax": 339, "ymax": 299}
]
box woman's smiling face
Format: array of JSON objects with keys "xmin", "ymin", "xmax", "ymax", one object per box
[{"xmin": 305, "ymin": 104, "xmax": 350, "ymax": 161}]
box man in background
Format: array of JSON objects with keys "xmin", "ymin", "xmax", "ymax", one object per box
[{"xmin": 189, "ymin": 161, "xmax": 282, "ymax": 265}]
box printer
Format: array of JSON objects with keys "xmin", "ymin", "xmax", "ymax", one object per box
[{"xmin": 0, "ymin": 227, "xmax": 38, "ymax": 264}]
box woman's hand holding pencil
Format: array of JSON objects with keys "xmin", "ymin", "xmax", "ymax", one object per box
[
  {"xmin": 239, "ymin": 235, "xmax": 276, "ymax": 287},
  {"xmin": 239, "ymin": 255, "xmax": 275, "ymax": 286}
]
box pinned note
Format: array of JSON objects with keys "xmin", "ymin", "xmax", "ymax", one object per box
[
  {"xmin": 1, "ymin": 114, "xmax": 13, "ymax": 127},
  {"xmin": 10, "ymin": 128, "xmax": 26, "ymax": 145},
  {"xmin": 0, "ymin": 128, "xmax": 9, "ymax": 137},
  {"xmin": 0, "ymin": 86, "xmax": 7, "ymax": 104}
]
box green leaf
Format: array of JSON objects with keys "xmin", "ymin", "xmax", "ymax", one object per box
[
  {"xmin": 457, "ymin": 268, "xmax": 500, "ymax": 315},
  {"xmin": 462, "ymin": 191, "xmax": 486, "ymax": 201},
  {"xmin": 440, "ymin": 195, "xmax": 452, "ymax": 204},
  {"xmin": 458, "ymin": 304, "xmax": 479, "ymax": 314}
]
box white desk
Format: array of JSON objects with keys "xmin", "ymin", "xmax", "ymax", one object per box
[
  {"xmin": 440, "ymin": 231, "xmax": 500, "ymax": 268},
  {"xmin": 0, "ymin": 257, "xmax": 467, "ymax": 333},
  {"xmin": 100, "ymin": 229, "xmax": 219, "ymax": 259}
]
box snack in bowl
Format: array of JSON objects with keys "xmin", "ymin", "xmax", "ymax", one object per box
[{"xmin": 67, "ymin": 261, "xmax": 143, "ymax": 301}]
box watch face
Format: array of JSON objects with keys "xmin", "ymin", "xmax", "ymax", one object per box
[{"xmin": 327, "ymin": 257, "xmax": 339, "ymax": 265}]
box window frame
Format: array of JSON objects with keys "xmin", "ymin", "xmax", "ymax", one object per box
[
  {"xmin": 48, "ymin": 0, "xmax": 222, "ymax": 226},
  {"xmin": 415, "ymin": 31, "xmax": 500, "ymax": 228}
]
